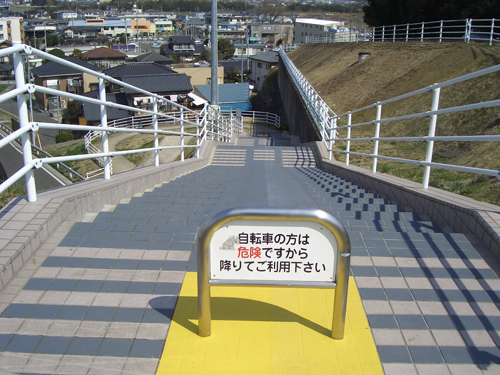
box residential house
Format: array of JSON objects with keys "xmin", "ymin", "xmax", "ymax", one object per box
[
  {"xmin": 81, "ymin": 89, "xmax": 131, "ymax": 126},
  {"xmin": 194, "ymin": 82, "xmax": 251, "ymax": 111},
  {"xmin": 172, "ymin": 66, "xmax": 224, "ymax": 86},
  {"xmin": 160, "ymin": 36, "xmax": 206, "ymax": 61},
  {"xmin": 131, "ymin": 51, "xmax": 172, "ymax": 66},
  {"xmin": 248, "ymin": 23, "xmax": 293, "ymax": 46},
  {"xmin": 248, "ymin": 50, "xmax": 278, "ymax": 91},
  {"xmin": 31, "ymin": 56, "xmax": 103, "ymax": 110},
  {"xmin": 0, "ymin": 17, "xmax": 24, "ymax": 43},
  {"xmin": 82, "ymin": 47, "xmax": 127, "ymax": 70}
]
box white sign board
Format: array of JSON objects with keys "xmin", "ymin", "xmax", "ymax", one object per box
[{"xmin": 209, "ymin": 219, "xmax": 338, "ymax": 283}]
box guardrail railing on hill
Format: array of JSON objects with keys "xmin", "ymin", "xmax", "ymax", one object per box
[
  {"xmin": 279, "ymin": 46, "xmax": 500, "ymax": 188},
  {"xmin": 0, "ymin": 42, "xmax": 243, "ymax": 203},
  {"xmin": 221, "ymin": 110, "xmax": 281, "ymax": 129},
  {"xmin": 304, "ymin": 18, "xmax": 499, "ymax": 47}
]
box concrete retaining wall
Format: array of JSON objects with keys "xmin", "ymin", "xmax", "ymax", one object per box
[{"xmin": 278, "ymin": 57, "xmax": 321, "ymax": 143}]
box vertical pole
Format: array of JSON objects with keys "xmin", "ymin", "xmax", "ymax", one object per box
[
  {"xmin": 393, "ymin": 24, "xmax": 396, "ymax": 42},
  {"xmin": 13, "ymin": 43, "xmax": 36, "ymax": 202},
  {"xmin": 329, "ymin": 117, "xmax": 336, "ymax": 161},
  {"xmin": 153, "ymin": 97, "xmax": 159, "ymax": 167},
  {"xmin": 422, "ymin": 87, "xmax": 441, "ymax": 189},
  {"xmin": 490, "ymin": 18, "xmax": 495, "ymax": 46},
  {"xmin": 421, "ymin": 22, "xmax": 424, "ymax": 42},
  {"xmin": 99, "ymin": 77, "xmax": 111, "ymax": 179},
  {"xmin": 439, "ymin": 20, "xmax": 443, "ymax": 42},
  {"xmin": 406, "ymin": 23, "xmax": 409, "ymax": 42},
  {"xmin": 180, "ymin": 107, "xmax": 184, "ymax": 161},
  {"xmin": 346, "ymin": 113, "xmax": 352, "ymax": 166},
  {"xmin": 331, "ymin": 252, "xmax": 350, "ymax": 339},
  {"xmin": 382, "ymin": 26, "xmax": 385, "ymax": 42},
  {"xmin": 371, "ymin": 104, "xmax": 382, "ymax": 173},
  {"xmin": 210, "ymin": 0, "xmax": 218, "ymax": 106},
  {"xmin": 195, "ymin": 113, "xmax": 200, "ymax": 158}
]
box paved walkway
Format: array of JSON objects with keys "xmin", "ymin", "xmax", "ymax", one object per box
[{"xmin": 1, "ymin": 132, "xmax": 500, "ymax": 374}]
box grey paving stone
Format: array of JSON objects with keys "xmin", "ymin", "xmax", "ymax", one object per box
[
  {"xmin": 408, "ymin": 346, "xmax": 444, "ymax": 364},
  {"xmin": 440, "ymin": 346, "xmax": 476, "ymax": 364},
  {"xmin": 100, "ymin": 281, "xmax": 128, "ymax": 293},
  {"xmin": 35, "ymin": 336, "xmax": 72, "ymax": 354},
  {"xmin": 90, "ymin": 259, "xmax": 116, "ymax": 269},
  {"xmin": 57, "ymin": 305, "xmax": 89, "ymax": 320},
  {"xmin": 1, "ymin": 304, "xmax": 35, "ymax": 318},
  {"xmin": 66, "ymin": 257, "xmax": 93, "ymax": 268},
  {"xmin": 351, "ymin": 266, "xmax": 378, "ymax": 277},
  {"xmin": 6, "ymin": 334, "xmax": 42, "ymax": 353},
  {"xmin": 75, "ymin": 280, "xmax": 103, "ymax": 292},
  {"xmin": 85, "ymin": 306, "xmax": 117, "ymax": 321},
  {"xmin": 137, "ymin": 260, "xmax": 163, "ymax": 271},
  {"xmin": 97, "ymin": 338, "xmax": 133, "ymax": 357},
  {"xmin": 114, "ymin": 259, "xmax": 140, "ymax": 270},
  {"xmin": 129, "ymin": 339, "xmax": 165, "ymax": 358},
  {"xmin": 66, "ymin": 337, "xmax": 102, "ymax": 356},
  {"xmin": 377, "ymin": 345, "xmax": 413, "ymax": 363},
  {"xmin": 0, "ymin": 334, "xmax": 13, "ymax": 351},
  {"xmin": 29, "ymin": 304, "xmax": 61, "ymax": 319},
  {"xmin": 367, "ymin": 314, "xmax": 399, "ymax": 329},
  {"xmin": 376, "ymin": 267, "xmax": 403, "ymax": 277},
  {"xmin": 49, "ymin": 279, "xmax": 78, "ymax": 292},
  {"xmin": 42, "ymin": 257, "xmax": 69, "ymax": 267},
  {"xmin": 395, "ymin": 314, "xmax": 428, "ymax": 329},
  {"xmin": 113, "ymin": 308, "xmax": 146, "ymax": 323},
  {"xmin": 358, "ymin": 288, "xmax": 387, "ymax": 300}
]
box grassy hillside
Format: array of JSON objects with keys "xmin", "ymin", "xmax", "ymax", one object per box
[{"xmin": 287, "ymin": 42, "xmax": 500, "ymax": 205}]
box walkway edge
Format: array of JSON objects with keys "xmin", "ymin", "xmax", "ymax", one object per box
[
  {"xmin": 312, "ymin": 141, "xmax": 500, "ymax": 261},
  {"xmin": 0, "ymin": 139, "xmax": 228, "ymax": 292}
]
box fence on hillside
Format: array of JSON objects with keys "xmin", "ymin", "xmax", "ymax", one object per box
[
  {"xmin": 279, "ymin": 47, "xmax": 500, "ymax": 189},
  {"xmin": 304, "ymin": 18, "xmax": 500, "ymax": 47}
]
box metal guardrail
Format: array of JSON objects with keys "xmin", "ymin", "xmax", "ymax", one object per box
[
  {"xmin": 304, "ymin": 18, "xmax": 499, "ymax": 47},
  {"xmin": 0, "ymin": 42, "xmax": 243, "ymax": 203},
  {"xmin": 0, "ymin": 122, "xmax": 85, "ymax": 181},
  {"xmin": 279, "ymin": 46, "xmax": 500, "ymax": 188},
  {"xmin": 221, "ymin": 110, "xmax": 281, "ymax": 129}
]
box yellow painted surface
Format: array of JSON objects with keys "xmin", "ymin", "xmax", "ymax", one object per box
[{"xmin": 157, "ymin": 273, "xmax": 383, "ymax": 375}]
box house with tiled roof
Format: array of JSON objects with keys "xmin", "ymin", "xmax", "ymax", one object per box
[
  {"xmin": 82, "ymin": 47, "xmax": 127, "ymax": 70},
  {"xmin": 31, "ymin": 56, "xmax": 102, "ymax": 110},
  {"xmin": 81, "ymin": 89, "xmax": 131, "ymax": 126},
  {"xmin": 132, "ymin": 51, "xmax": 173, "ymax": 66},
  {"xmin": 194, "ymin": 82, "xmax": 251, "ymax": 111},
  {"xmin": 121, "ymin": 73, "xmax": 193, "ymax": 111},
  {"xmin": 248, "ymin": 50, "xmax": 279, "ymax": 91},
  {"xmin": 160, "ymin": 36, "xmax": 206, "ymax": 61}
]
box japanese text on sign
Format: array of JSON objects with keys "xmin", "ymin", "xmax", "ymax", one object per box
[{"xmin": 209, "ymin": 220, "xmax": 338, "ymax": 283}]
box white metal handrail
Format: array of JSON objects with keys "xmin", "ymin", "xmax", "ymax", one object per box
[
  {"xmin": 303, "ymin": 18, "xmax": 499, "ymax": 47},
  {"xmin": 0, "ymin": 42, "xmax": 243, "ymax": 202},
  {"xmin": 279, "ymin": 46, "xmax": 500, "ymax": 189},
  {"xmin": 221, "ymin": 110, "xmax": 281, "ymax": 128}
]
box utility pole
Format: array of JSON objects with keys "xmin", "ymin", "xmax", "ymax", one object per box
[{"xmin": 210, "ymin": 0, "xmax": 218, "ymax": 105}]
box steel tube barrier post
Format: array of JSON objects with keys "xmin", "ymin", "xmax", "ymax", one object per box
[
  {"xmin": 98, "ymin": 78, "xmax": 111, "ymax": 180},
  {"xmin": 197, "ymin": 207, "xmax": 351, "ymax": 340},
  {"xmin": 439, "ymin": 20, "xmax": 443, "ymax": 42},
  {"xmin": 372, "ymin": 103, "xmax": 382, "ymax": 173},
  {"xmin": 393, "ymin": 25, "xmax": 396, "ymax": 42},
  {"xmin": 153, "ymin": 97, "xmax": 159, "ymax": 167},
  {"xmin": 490, "ymin": 19, "xmax": 495, "ymax": 46},
  {"xmin": 13, "ymin": 43, "xmax": 36, "ymax": 202},
  {"xmin": 346, "ymin": 113, "xmax": 352, "ymax": 166},
  {"xmin": 382, "ymin": 26, "xmax": 385, "ymax": 42},
  {"xmin": 180, "ymin": 107, "xmax": 184, "ymax": 161},
  {"xmin": 421, "ymin": 22, "xmax": 425, "ymax": 42},
  {"xmin": 329, "ymin": 117, "xmax": 336, "ymax": 161},
  {"xmin": 406, "ymin": 23, "xmax": 409, "ymax": 42},
  {"xmin": 422, "ymin": 87, "xmax": 441, "ymax": 189}
]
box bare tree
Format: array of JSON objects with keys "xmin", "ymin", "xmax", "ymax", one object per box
[{"xmin": 255, "ymin": 1, "xmax": 287, "ymax": 23}]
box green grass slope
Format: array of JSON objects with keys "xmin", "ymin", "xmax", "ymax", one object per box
[{"xmin": 287, "ymin": 42, "xmax": 500, "ymax": 205}]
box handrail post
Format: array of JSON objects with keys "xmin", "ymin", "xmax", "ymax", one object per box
[
  {"xmin": 13, "ymin": 43, "xmax": 36, "ymax": 202},
  {"xmin": 372, "ymin": 103, "xmax": 382, "ymax": 173},
  {"xmin": 346, "ymin": 113, "xmax": 352, "ymax": 166},
  {"xmin": 421, "ymin": 22, "xmax": 425, "ymax": 42},
  {"xmin": 329, "ymin": 117, "xmax": 336, "ymax": 161},
  {"xmin": 195, "ymin": 112, "xmax": 200, "ymax": 158},
  {"xmin": 490, "ymin": 18, "xmax": 495, "ymax": 46},
  {"xmin": 153, "ymin": 97, "xmax": 159, "ymax": 166},
  {"xmin": 98, "ymin": 77, "xmax": 111, "ymax": 179},
  {"xmin": 439, "ymin": 20, "xmax": 443, "ymax": 42},
  {"xmin": 422, "ymin": 87, "xmax": 441, "ymax": 189},
  {"xmin": 406, "ymin": 23, "xmax": 409, "ymax": 42},
  {"xmin": 180, "ymin": 107, "xmax": 184, "ymax": 161}
]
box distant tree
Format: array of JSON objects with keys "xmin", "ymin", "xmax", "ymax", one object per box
[
  {"xmin": 218, "ymin": 39, "xmax": 235, "ymax": 60},
  {"xmin": 256, "ymin": 1, "xmax": 287, "ymax": 22},
  {"xmin": 71, "ymin": 49, "xmax": 85, "ymax": 60},
  {"xmin": 200, "ymin": 49, "xmax": 211, "ymax": 61},
  {"xmin": 363, "ymin": 0, "xmax": 500, "ymax": 26},
  {"xmin": 61, "ymin": 100, "xmax": 80, "ymax": 124},
  {"xmin": 46, "ymin": 34, "xmax": 59, "ymax": 47},
  {"xmin": 48, "ymin": 48, "xmax": 65, "ymax": 58}
]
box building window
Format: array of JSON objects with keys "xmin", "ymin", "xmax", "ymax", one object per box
[
  {"xmin": 257, "ymin": 62, "xmax": 262, "ymax": 68},
  {"xmin": 266, "ymin": 64, "xmax": 270, "ymax": 69}
]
